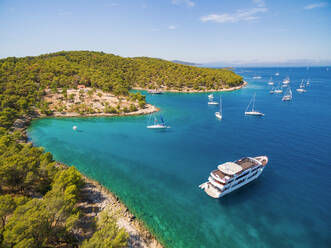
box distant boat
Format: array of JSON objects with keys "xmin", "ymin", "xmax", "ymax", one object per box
[
  {"xmin": 147, "ymin": 114, "xmax": 170, "ymax": 129},
  {"xmin": 73, "ymin": 126, "xmax": 77, "ymax": 131},
  {"xmin": 148, "ymin": 89, "xmax": 163, "ymax": 94},
  {"xmin": 208, "ymin": 95, "xmax": 219, "ymax": 105},
  {"xmin": 253, "ymin": 76, "xmax": 262, "ymax": 79},
  {"xmin": 215, "ymin": 97, "xmax": 222, "ymax": 120},
  {"xmin": 282, "ymin": 77, "xmax": 290, "ymax": 85},
  {"xmin": 274, "ymin": 84, "xmax": 283, "ymax": 94},
  {"xmin": 282, "ymin": 87, "xmax": 293, "ymax": 101},
  {"xmin": 306, "ymin": 80, "xmax": 310, "ymax": 86},
  {"xmin": 269, "ymin": 87, "xmax": 275, "ymax": 94},
  {"xmin": 245, "ymin": 93, "xmax": 264, "ymax": 116},
  {"xmin": 268, "ymin": 77, "xmax": 274, "ymax": 85},
  {"xmin": 275, "ymin": 72, "xmax": 280, "ymax": 76},
  {"xmin": 296, "ymin": 80, "xmax": 307, "ymax": 93}
]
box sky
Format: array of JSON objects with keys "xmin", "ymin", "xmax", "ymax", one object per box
[{"xmin": 0, "ymin": 0, "xmax": 330, "ymax": 65}]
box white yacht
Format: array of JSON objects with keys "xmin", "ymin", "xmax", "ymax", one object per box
[
  {"xmin": 147, "ymin": 89, "xmax": 163, "ymax": 94},
  {"xmin": 274, "ymin": 84, "xmax": 283, "ymax": 94},
  {"xmin": 215, "ymin": 97, "xmax": 222, "ymax": 120},
  {"xmin": 199, "ymin": 156, "xmax": 268, "ymax": 198},
  {"xmin": 275, "ymin": 72, "xmax": 280, "ymax": 76},
  {"xmin": 208, "ymin": 94, "xmax": 214, "ymax": 100},
  {"xmin": 282, "ymin": 77, "xmax": 290, "ymax": 85},
  {"xmin": 268, "ymin": 77, "xmax": 274, "ymax": 85},
  {"xmin": 245, "ymin": 93, "xmax": 264, "ymax": 116}
]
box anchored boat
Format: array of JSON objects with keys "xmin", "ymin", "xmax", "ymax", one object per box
[
  {"xmin": 146, "ymin": 114, "xmax": 170, "ymax": 129},
  {"xmin": 215, "ymin": 96, "xmax": 222, "ymax": 120},
  {"xmin": 282, "ymin": 87, "xmax": 293, "ymax": 101},
  {"xmin": 245, "ymin": 93, "xmax": 264, "ymax": 116},
  {"xmin": 199, "ymin": 156, "xmax": 268, "ymax": 198}
]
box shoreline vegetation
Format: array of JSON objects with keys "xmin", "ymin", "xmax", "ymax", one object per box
[
  {"xmin": 133, "ymin": 80, "xmax": 247, "ymax": 93},
  {"xmin": 0, "ymin": 50, "xmax": 245, "ymax": 247}
]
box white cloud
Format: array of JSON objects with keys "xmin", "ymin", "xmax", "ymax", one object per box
[
  {"xmin": 200, "ymin": 7, "xmax": 267, "ymax": 24},
  {"xmin": 304, "ymin": 2, "xmax": 327, "ymax": 10},
  {"xmin": 171, "ymin": 0, "xmax": 195, "ymax": 7},
  {"xmin": 252, "ymin": 0, "xmax": 265, "ymax": 7},
  {"xmin": 168, "ymin": 25, "xmax": 177, "ymax": 30}
]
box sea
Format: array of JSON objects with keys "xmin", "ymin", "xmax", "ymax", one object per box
[{"xmin": 28, "ymin": 67, "xmax": 331, "ymax": 248}]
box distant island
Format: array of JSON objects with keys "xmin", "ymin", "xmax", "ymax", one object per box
[{"xmin": 0, "ymin": 50, "xmax": 245, "ymax": 248}]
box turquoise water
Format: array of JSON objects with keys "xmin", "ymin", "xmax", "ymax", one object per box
[{"xmin": 28, "ymin": 67, "xmax": 331, "ymax": 248}]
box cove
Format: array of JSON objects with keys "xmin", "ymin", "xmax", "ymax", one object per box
[{"xmin": 28, "ymin": 67, "xmax": 331, "ymax": 248}]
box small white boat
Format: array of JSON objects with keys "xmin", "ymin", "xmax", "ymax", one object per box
[
  {"xmin": 245, "ymin": 93, "xmax": 264, "ymax": 116},
  {"xmin": 296, "ymin": 88, "xmax": 306, "ymax": 93},
  {"xmin": 147, "ymin": 89, "xmax": 163, "ymax": 94},
  {"xmin": 146, "ymin": 115, "xmax": 170, "ymax": 129},
  {"xmin": 73, "ymin": 125, "xmax": 77, "ymax": 131},
  {"xmin": 268, "ymin": 77, "xmax": 274, "ymax": 85},
  {"xmin": 253, "ymin": 76, "xmax": 262, "ymax": 79},
  {"xmin": 215, "ymin": 97, "xmax": 222, "ymax": 120},
  {"xmin": 269, "ymin": 87, "xmax": 275, "ymax": 94},
  {"xmin": 282, "ymin": 87, "xmax": 292, "ymax": 101},
  {"xmin": 282, "ymin": 77, "xmax": 290, "ymax": 84},
  {"xmin": 274, "ymin": 84, "xmax": 283, "ymax": 94},
  {"xmin": 208, "ymin": 96, "xmax": 219, "ymax": 105},
  {"xmin": 306, "ymin": 80, "xmax": 310, "ymax": 86},
  {"xmin": 275, "ymin": 72, "xmax": 280, "ymax": 76}
]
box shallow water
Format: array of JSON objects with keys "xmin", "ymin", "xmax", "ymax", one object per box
[{"xmin": 28, "ymin": 67, "xmax": 331, "ymax": 248}]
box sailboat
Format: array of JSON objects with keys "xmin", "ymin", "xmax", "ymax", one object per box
[
  {"xmin": 296, "ymin": 80, "xmax": 307, "ymax": 93},
  {"xmin": 282, "ymin": 87, "xmax": 293, "ymax": 101},
  {"xmin": 269, "ymin": 86, "xmax": 275, "ymax": 94},
  {"xmin": 282, "ymin": 77, "xmax": 290, "ymax": 85},
  {"xmin": 208, "ymin": 95, "xmax": 219, "ymax": 105},
  {"xmin": 268, "ymin": 77, "xmax": 274, "ymax": 85},
  {"xmin": 245, "ymin": 93, "xmax": 264, "ymax": 116},
  {"xmin": 306, "ymin": 80, "xmax": 310, "ymax": 86},
  {"xmin": 274, "ymin": 84, "xmax": 283, "ymax": 94},
  {"xmin": 215, "ymin": 97, "xmax": 222, "ymax": 120},
  {"xmin": 147, "ymin": 114, "xmax": 170, "ymax": 129}
]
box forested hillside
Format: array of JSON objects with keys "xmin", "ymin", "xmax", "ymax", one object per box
[{"xmin": 0, "ymin": 51, "xmax": 243, "ymax": 128}]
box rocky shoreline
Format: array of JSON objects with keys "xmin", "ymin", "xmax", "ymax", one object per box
[{"xmin": 11, "ymin": 110, "xmax": 163, "ymax": 248}]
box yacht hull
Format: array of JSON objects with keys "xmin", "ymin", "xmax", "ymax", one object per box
[{"xmin": 199, "ymin": 156, "xmax": 268, "ymax": 198}]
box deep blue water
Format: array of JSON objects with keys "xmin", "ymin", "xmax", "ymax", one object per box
[{"xmin": 28, "ymin": 67, "xmax": 331, "ymax": 248}]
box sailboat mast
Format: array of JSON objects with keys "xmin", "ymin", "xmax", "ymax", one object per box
[{"xmin": 252, "ymin": 93, "xmax": 256, "ymax": 112}]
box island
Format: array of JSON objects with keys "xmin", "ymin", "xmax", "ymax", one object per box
[{"xmin": 0, "ymin": 51, "xmax": 245, "ymax": 248}]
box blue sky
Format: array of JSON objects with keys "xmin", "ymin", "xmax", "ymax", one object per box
[{"xmin": 0, "ymin": 0, "xmax": 330, "ymax": 64}]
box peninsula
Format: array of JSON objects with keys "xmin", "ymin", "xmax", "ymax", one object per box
[{"xmin": 0, "ymin": 51, "xmax": 245, "ymax": 247}]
